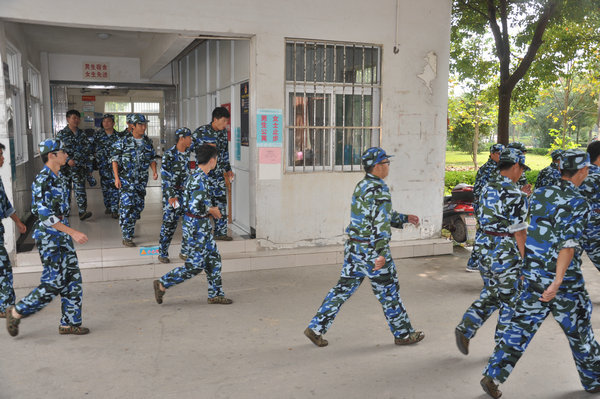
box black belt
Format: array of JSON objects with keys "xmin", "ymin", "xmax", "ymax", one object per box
[
  {"xmin": 483, "ymin": 230, "xmax": 513, "ymax": 237},
  {"xmin": 348, "ymin": 238, "xmax": 370, "ymax": 244},
  {"xmin": 185, "ymin": 212, "xmax": 208, "ymax": 219}
]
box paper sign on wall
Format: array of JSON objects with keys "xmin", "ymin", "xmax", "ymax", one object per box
[{"xmin": 256, "ymin": 109, "xmax": 283, "ymax": 148}]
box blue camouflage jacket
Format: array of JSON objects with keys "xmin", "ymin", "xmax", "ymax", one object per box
[
  {"xmin": 56, "ymin": 126, "xmax": 92, "ymax": 176},
  {"xmin": 192, "ymin": 124, "xmax": 231, "ymax": 175},
  {"xmin": 161, "ymin": 145, "xmax": 191, "ymax": 202},
  {"xmin": 473, "ymin": 157, "xmax": 498, "ymax": 211},
  {"xmin": 535, "ymin": 163, "xmax": 561, "ymax": 189},
  {"xmin": 523, "ymin": 179, "xmax": 591, "ymax": 290},
  {"xmin": 183, "ymin": 169, "xmax": 213, "ymax": 217},
  {"xmin": 111, "ymin": 135, "xmax": 156, "ymax": 186},
  {"xmin": 345, "ymin": 173, "xmax": 408, "ymax": 259},
  {"xmin": 92, "ymin": 128, "xmax": 121, "ymax": 169},
  {"xmin": 31, "ymin": 166, "xmax": 70, "ymax": 240}
]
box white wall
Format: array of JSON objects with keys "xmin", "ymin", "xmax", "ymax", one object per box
[
  {"xmin": 0, "ymin": 0, "xmax": 452, "ymax": 248},
  {"xmin": 48, "ymin": 54, "xmax": 172, "ymax": 84}
]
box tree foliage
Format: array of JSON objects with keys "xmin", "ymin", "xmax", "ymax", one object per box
[{"xmin": 452, "ymin": 0, "xmax": 600, "ymax": 145}]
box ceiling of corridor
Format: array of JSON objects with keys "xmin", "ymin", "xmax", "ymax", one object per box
[{"xmin": 15, "ymin": 22, "xmax": 196, "ymax": 78}]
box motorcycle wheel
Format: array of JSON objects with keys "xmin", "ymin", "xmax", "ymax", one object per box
[{"xmin": 451, "ymin": 217, "xmax": 467, "ymax": 243}]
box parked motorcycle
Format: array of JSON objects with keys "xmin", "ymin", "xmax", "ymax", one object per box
[{"xmin": 442, "ymin": 183, "xmax": 475, "ymax": 243}]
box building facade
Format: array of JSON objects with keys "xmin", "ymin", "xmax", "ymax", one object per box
[{"xmin": 0, "ymin": 0, "xmax": 452, "ymax": 263}]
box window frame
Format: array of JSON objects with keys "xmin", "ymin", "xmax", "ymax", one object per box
[
  {"xmin": 6, "ymin": 44, "xmax": 28, "ymax": 165},
  {"xmin": 284, "ymin": 39, "xmax": 382, "ymax": 173}
]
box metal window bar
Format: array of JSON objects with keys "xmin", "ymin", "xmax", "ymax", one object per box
[{"xmin": 285, "ymin": 39, "xmax": 382, "ymax": 173}]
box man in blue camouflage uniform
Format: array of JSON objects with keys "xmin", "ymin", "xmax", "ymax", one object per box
[
  {"xmin": 480, "ymin": 150, "xmax": 600, "ymax": 398},
  {"xmin": 112, "ymin": 114, "xmax": 158, "ymax": 247},
  {"xmin": 455, "ymin": 148, "xmax": 529, "ymax": 356},
  {"xmin": 534, "ymin": 149, "xmax": 562, "ymax": 189},
  {"xmin": 304, "ymin": 147, "xmax": 424, "ymax": 347},
  {"xmin": 579, "ymin": 141, "xmax": 600, "ymax": 271},
  {"xmin": 157, "ymin": 128, "xmax": 192, "ymax": 263},
  {"xmin": 466, "ymin": 143, "xmax": 505, "ymax": 272},
  {"xmin": 56, "ymin": 109, "xmax": 93, "ymax": 220},
  {"xmin": 153, "ymin": 144, "xmax": 233, "ymax": 305},
  {"xmin": 5, "ymin": 139, "xmax": 90, "ymax": 337},
  {"xmin": 506, "ymin": 142, "xmax": 532, "ymax": 195},
  {"xmin": 0, "ymin": 142, "xmax": 26, "ymax": 318},
  {"xmin": 192, "ymin": 107, "xmax": 234, "ymax": 241},
  {"xmin": 92, "ymin": 113, "xmax": 120, "ymax": 218}
]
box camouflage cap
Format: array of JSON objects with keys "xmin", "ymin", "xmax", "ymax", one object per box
[
  {"xmin": 126, "ymin": 113, "xmax": 134, "ymax": 124},
  {"xmin": 507, "ymin": 142, "xmax": 527, "ymax": 152},
  {"xmin": 39, "ymin": 138, "xmax": 63, "ymax": 155},
  {"xmin": 131, "ymin": 114, "xmax": 148, "ymax": 125},
  {"xmin": 499, "ymin": 148, "xmax": 530, "ymax": 171},
  {"xmin": 559, "ymin": 149, "xmax": 590, "ymax": 170},
  {"xmin": 550, "ymin": 149, "xmax": 563, "ymax": 160},
  {"xmin": 361, "ymin": 147, "xmax": 393, "ymax": 168},
  {"xmin": 489, "ymin": 143, "xmax": 505, "ymax": 154},
  {"xmin": 175, "ymin": 127, "xmax": 192, "ymax": 138}
]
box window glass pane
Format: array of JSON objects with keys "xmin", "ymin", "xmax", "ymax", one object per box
[
  {"xmin": 146, "ymin": 115, "xmax": 161, "ymax": 137},
  {"xmin": 295, "ymin": 43, "xmax": 305, "ymax": 81},
  {"xmin": 105, "ymin": 102, "xmax": 131, "ymax": 113},
  {"xmin": 285, "ymin": 43, "xmax": 294, "ymax": 81},
  {"xmin": 115, "ymin": 115, "xmax": 127, "ymax": 132},
  {"xmin": 134, "ymin": 102, "xmax": 160, "ymax": 113},
  {"xmin": 325, "ymin": 45, "xmax": 334, "ymax": 82}
]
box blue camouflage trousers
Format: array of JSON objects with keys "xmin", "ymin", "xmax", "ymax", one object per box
[
  {"xmin": 64, "ymin": 168, "xmax": 88, "ymax": 216},
  {"xmin": 583, "ymin": 213, "xmax": 600, "ymax": 271},
  {"xmin": 158, "ymin": 198, "xmax": 184, "ymax": 258},
  {"xmin": 15, "ymin": 234, "xmax": 83, "ymax": 326},
  {"xmin": 98, "ymin": 165, "xmax": 118, "ymax": 213},
  {"xmin": 159, "ymin": 216, "xmax": 225, "ymax": 298},
  {"xmin": 0, "ymin": 244, "xmax": 15, "ymax": 313},
  {"xmin": 484, "ymin": 282, "xmax": 600, "ymax": 391},
  {"xmin": 456, "ymin": 264, "xmax": 520, "ymax": 343},
  {"xmin": 119, "ymin": 183, "xmax": 147, "ymax": 240},
  {"xmin": 466, "ymin": 231, "xmax": 481, "ymax": 270},
  {"xmin": 308, "ymin": 242, "xmax": 414, "ymax": 338},
  {"xmin": 209, "ymin": 174, "xmax": 228, "ymax": 237}
]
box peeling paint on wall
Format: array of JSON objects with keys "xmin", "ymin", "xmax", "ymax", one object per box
[{"xmin": 417, "ymin": 51, "xmax": 437, "ymax": 94}]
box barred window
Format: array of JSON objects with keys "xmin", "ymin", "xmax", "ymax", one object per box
[
  {"xmin": 104, "ymin": 101, "xmax": 161, "ymax": 137},
  {"xmin": 27, "ymin": 64, "xmax": 45, "ymax": 152},
  {"xmin": 285, "ymin": 40, "xmax": 381, "ymax": 172}
]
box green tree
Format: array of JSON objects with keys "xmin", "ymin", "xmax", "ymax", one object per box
[{"xmin": 453, "ymin": 0, "xmax": 600, "ymax": 145}]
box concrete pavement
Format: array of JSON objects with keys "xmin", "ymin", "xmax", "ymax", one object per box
[{"xmin": 2, "ymin": 246, "xmax": 600, "ymax": 399}]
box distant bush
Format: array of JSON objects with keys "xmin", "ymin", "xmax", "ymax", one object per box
[
  {"xmin": 526, "ymin": 147, "xmax": 550, "ymax": 156},
  {"xmin": 444, "ymin": 169, "xmax": 540, "ymax": 193}
]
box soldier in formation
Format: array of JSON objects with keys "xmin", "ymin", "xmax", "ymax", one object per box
[
  {"xmin": 192, "ymin": 107, "xmax": 234, "ymax": 241},
  {"xmin": 304, "ymin": 147, "xmax": 424, "ymax": 347},
  {"xmin": 0, "ymin": 142, "xmax": 26, "ymax": 318},
  {"xmin": 466, "ymin": 143, "xmax": 505, "ymax": 272},
  {"xmin": 534, "ymin": 149, "xmax": 562, "ymax": 189},
  {"xmin": 480, "ymin": 150, "xmax": 600, "ymax": 398},
  {"xmin": 6, "ymin": 139, "xmax": 90, "ymax": 336},
  {"xmin": 56, "ymin": 110, "xmax": 93, "ymax": 220},
  {"xmin": 579, "ymin": 141, "xmax": 600, "ymax": 271},
  {"xmin": 455, "ymin": 147, "xmax": 529, "ymax": 355},
  {"xmin": 112, "ymin": 114, "xmax": 158, "ymax": 247},
  {"xmin": 158, "ymin": 128, "xmax": 193, "ymax": 263},
  {"xmin": 153, "ymin": 144, "xmax": 233, "ymax": 305},
  {"xmin": 92, "ymin": 113, "xmax": 121, "ymax": 219}
]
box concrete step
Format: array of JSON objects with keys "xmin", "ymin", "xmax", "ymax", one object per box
[{"xmin": 12, "ymin": 238, "xmax": 452, "ymax": 288}]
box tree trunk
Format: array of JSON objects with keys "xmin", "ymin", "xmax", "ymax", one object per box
[
  {"xmin": 473, "ymin": 121, "xmax": 479, "ymax": 169},
  {"xmin": 497, "ymin": 88, "xmax": 511, "ymax": 145}
]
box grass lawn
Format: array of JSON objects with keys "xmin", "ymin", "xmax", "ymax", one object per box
[{"xmin": 446, "ymin": 150, "xmax": 551, "ymax": 171}]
